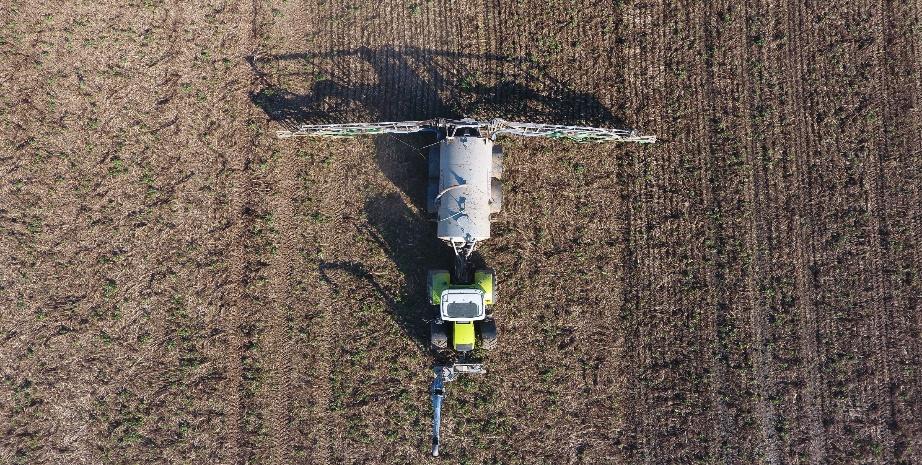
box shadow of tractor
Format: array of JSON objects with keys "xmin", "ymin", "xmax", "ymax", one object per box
[{"xmin": 318, "ymin": 194, "xmax": 451, "ymax": 350}]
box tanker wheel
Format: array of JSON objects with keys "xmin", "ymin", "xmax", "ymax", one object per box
[
  {"xmin": 430, "ymin": 321, "xmax": 448, "ymax": 351},
  {"xmin": 426, "ymin": 178, "xmax": 439, "ymax": 214},
  {"xmin": 490, "ymin": 178, "xmax": 503, "ymax": 214},
  {"xmin": 492, "ymin": 145, "xmax": 503, "ymax": 179},
  {"xmin": 428, "ymin": 146, "xmax": 440, "ymax": 179},
  {"xmin": 479, "ymin": 319, "xmax": 497, "ymax": 350}
]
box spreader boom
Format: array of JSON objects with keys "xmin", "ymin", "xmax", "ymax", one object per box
[
  {"xmin": 490, "ymin": 119, "xmax": 656, "ymax": 143},
  {"xmin": 277, "ymin": 120, "xmax": 433, "ymax": 138},
  {"xmin": 276, "ymin": 118, "xmax": 656, "ymax": 143}
]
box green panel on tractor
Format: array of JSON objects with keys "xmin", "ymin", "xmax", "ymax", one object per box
[
  {"xmin": 453, "ymin": 322, "xmax": 475, "ymax": 351},
  {"xmin": 429, "ymin": 270, "xmax": 451, "ymax": 305},
  {"xmin": 473, "ymin": 270, "xmax": 494, "ymax": 305}
]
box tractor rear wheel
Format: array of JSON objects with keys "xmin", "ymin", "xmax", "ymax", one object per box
[
  {"xmin": 430, "ymin": 321, "xmax": 448, "ymax": 351},
  {"xmin": 480, "ymin": 319, "xmax": 497, "ymax": 350}
]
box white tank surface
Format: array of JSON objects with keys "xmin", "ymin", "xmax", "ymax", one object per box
[{"xmin": 436, "ymin": 136, "xmax": 494, "ymax": 243}]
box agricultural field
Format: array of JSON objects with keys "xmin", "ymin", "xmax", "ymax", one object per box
[{"xmin": 1, "ymin": 0, "xmax": 920, "ymax": 464}]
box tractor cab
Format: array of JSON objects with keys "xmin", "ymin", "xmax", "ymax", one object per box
[
  {"xmin": 439, "ymin": 289, "xmax": 485, "ymax": 352},
  {"xmin": 428, "ymin": 269, "xmax": 497, "ymax": 352}
]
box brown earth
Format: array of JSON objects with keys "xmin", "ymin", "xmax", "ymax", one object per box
[{"xmin": 1, "ymin": 1, "xmax": 920, "ymax": 464}]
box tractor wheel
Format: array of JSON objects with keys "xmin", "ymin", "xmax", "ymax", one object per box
[
  {"xmin": 491, "ymin": 145, "xmax": 503, "ymax": 179},
  {"xmin": 480, "ymin": 319, "xmax": 497, "ymax": 350},
  {"xmin": 430, "ymin": 321, "xmax": 448, "ymax": 351},
  {"xmin": 428, "ymin": 146, "xmax": 440, "ymax": 179},
  {"xmin": 490, "ymin": 178, "xmax": 503, "ymax": 214}
]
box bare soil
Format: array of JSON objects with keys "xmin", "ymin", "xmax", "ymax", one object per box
[{"xmin": 1, "ymin": 1, "xmax": 919, "ymax": 464}]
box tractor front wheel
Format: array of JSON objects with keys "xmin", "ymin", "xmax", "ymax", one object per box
[{"xmin": 430, "ymin": 322, "xmax": 448, "ymax": 351}]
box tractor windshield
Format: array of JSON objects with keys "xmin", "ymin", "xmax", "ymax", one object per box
[
  {"xmin": 439, "ymin": 289, "xmax": 485, "ymax": 321},
  {"xmin": 445, "ymin": 302, "xmax": 480, "ymax": 319}
]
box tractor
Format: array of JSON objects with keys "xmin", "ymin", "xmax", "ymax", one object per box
[
  {"xmin": 278, "ymin": 117, "xmax": 655, "ymax": 456},
  {"xmin": 422, "ymin": 120, "xmax": 504, "ymax": 356},
  {"xmin": 427, "ymin": 268, "xmax": 496, "ymax": 353}
]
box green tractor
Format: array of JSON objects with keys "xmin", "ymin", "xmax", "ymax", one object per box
[{"xmin": 427, "ymin": 269, "xmax": 497, "ymax": 353}]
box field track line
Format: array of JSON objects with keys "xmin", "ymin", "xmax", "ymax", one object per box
[
  {"xmin": 221, "ymin": 0, "xmax": 259, "ymax": 461},
  {"xmin": 614, "ymin": 4, "xmax": 646, "ymax": 462},
  {"xmin": 690, "ymin": 1, "xmax": 731, "ymax": 463},
  {"xmin": 258, "ymin": 0, "xmax": 315, "ymax": 462},
  {"xmin": 865, "ymin": 0, "xmax": 898, "ymax": 461},
  {"xmin": 648, "ymin": 2, "xmax": 667, "ymax": 462},
  {"xmin": 298, "ymin": 1, "xmax": 335, "ymax": 460},
  {"xmin": 307, "ymin": 4, "xmax": 335, "ymax": 463},
  {"xmin": 265, "ymin": 141, "xmax": 297, "ymax": 465},
  {"xmin": 779, "ymin": 0, "xmax": 827, "ymax": 462},
  {"xmin": 315, "ymin": 264, "xmax": 348, "ymax": 464},
  {"xmin": 912, "ymin": 0, "xmax": 922, "ymax": 274},
  {"xmin": 635, "ymin": 1, "xmax": 675, "ymax": 462},
  {"xmin": 456, "ymin": 1, "xmax": 479, "ymax": 116},
  {"xmin": 738, "ymin": 1, "xmax": 781, "ymax": 463},
  {"xmin": 910, "ymin": 0, "xmax": 922, "ymax": 460},
  {"xmin": 313, "ymin": 300, "xmax": 334, "ymax": 465},
  {"xmin": 267, "ymin": 1, "xmax": 326, "ymax": 461},
  {"xmin": 635, "ymin": 1, "xmax": 664, "ymax": 462}
]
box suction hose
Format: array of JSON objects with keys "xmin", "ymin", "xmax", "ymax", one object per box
[{"xmin": 430, "ymin": 369, "xmax": 445, "ymax": 456}]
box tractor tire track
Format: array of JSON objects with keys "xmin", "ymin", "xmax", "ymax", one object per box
[
  {"xmin": 634, "ymin": 2, "xmax": 714, "ymax": 462},
  {"xmin": 302, "ymin": 162, "xmax": 336, "ymax": 465},
  {"xmin": 692, "ymin": 2, "xmax": 732, "ymax": 463},
  {"xmin": 265, "ymin": 141, "xmax": 297, "ymax": 465},
  {"xmin": 645, "ymin": 1, "xmax": 674, "ymax": 461},
  {"xmin": 874, "ymin": 5, "xmax": 922, "ymax": 462},
  {"xmin": 456, "ymin": 0, "xmax": 482, "ymax": 115},
  {"xmin": 780, "ymin": 0, "xmax": 827, "ymax": 462},
  {"xmin": 738, "ymin": 1, "xmax": 781, "ymax": 463},
  {"xmin": 864, "ymin": 0, "xmax": 897, "ymax": 460},
  {"xmin": 269, "ymin": 2, "xmax": 327, "ymax": 462},
  {"xmin": 620, "ymin": 1, "xmax": 665, "ymax": 462},
  {"xmin": 310, "ymin": 297, "xmax": 334, "ymax": 465},
  {"xmin": 615, "ymin": 4, "xmax": 651, "ymax": 462},
  {"xmin": 907, "ymin": 1, "xmax": 922, "ymax": 461},
  {"xmin": 220, "ymin": 0, "xmax": 260, "ymax": 461},
  {"xmin": 559, "ymin": 4, "xmax": 635, "ymax": 461},
  {"xmin": 306, "ymin": 146, "xmax": 353, "ymax": 465},
  {"xmin": 259, "ymin": 1, "xmax": 305, "ymax": 463},
  {"xmin": 759, "ymin": 2, "xmax": 808, "ymax": 459}
]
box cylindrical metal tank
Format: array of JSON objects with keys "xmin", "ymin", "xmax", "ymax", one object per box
[{"xmin": 436, "ymin": 136, "xmax": 493, "ymax": 243}]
